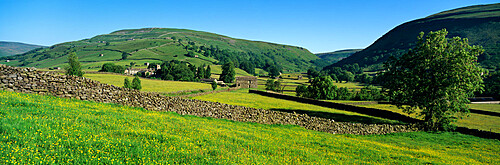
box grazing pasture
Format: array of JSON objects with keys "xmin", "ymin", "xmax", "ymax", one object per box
[
  {"xmin": 357, "ymin": 103, "xmax": 500, "ymax": 133},
  {"xmin": 1, "ymin": 90, "xmax": 498, "ymax": 164},
  {"xmin": 84, "ymin": 73, "xmax": 211, "ymax": 93}
]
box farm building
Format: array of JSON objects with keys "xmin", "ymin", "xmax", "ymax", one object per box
[
  {"xmin": 125, "ymin": 68, "xmax": 153, "ymax": 76},
  {"xmin": 235, "ymin": 76, "xmax": 258, "ymax": 88}
]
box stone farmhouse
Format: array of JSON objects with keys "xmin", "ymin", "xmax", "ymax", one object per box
[{"xmin": 235, "ymin": 76, "xmax": 258, "ymax": 88}]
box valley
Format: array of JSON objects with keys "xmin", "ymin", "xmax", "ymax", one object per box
[{"xmin": 1, "ymin": 2, "xmax": 499, "ymax": 164}]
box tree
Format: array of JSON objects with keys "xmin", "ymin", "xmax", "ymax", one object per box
[
  {"xmin": 340, "ymin": 70, "xmax": 354, "ymax": 83},
  {"xmin": 131, "ymin": 76, "xmax": 142, "ymax": 90},
  {"xmin": 66, "ymin": 52, "xmax": 84, "ymax": 77},
  {"xmin": 197, "ymin": 66, "xmax": 205, "ymax": 79},
  {"xmin": 100, "ymin": 63, "xmax": 125, "ymax": 73},
  {"xmin": 123, "ymin": 78, "xmax": 131, "ymax": 89},
  {"xmin": 296, "ymin": 84, "xmax": 309, "ymax": 97},
  {"xmin": 121, "ymin": 52, "xmax": 129, "ymax": 60},
  {"xmin": 265, "ymin": 79, "xmax": 282, "ymax": 92},
  {"xmin": 382, "ymin": 29, "xmax": 484, "ymax": 131},
  {"xmin": 336, "ymin": 87, "xmax": 352, "ymax": 100},
  {"xmin": 307, "ymin": 68, "xmax": 320, "ymax": 80},
  {"xmin": 268, "ymin": 65, "xmax": 281, "ymax": 77},
  {"xmin": 220, "ymin": 61, "xmax": 235, "ymax": 83},
  {"xmin": 130, "ymin": 62, "xmax": 136, "ymax": 67},
  {"xmin": 205, "ymin": 65, "xmax": 211, "ymax": 78},
  {"xmin": 211, "ymin": 81, "xmax": 217, "ymax": 90},
  {"xmin": 308, "ymin": 76, "xmax": 337, "ymax": 100}
]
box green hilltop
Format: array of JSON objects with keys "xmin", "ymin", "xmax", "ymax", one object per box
[
  {"xmin": 4, "ymin": 28, "xmax": 319, "ymax": 72},
  {"xmin": 327, "ymin": 3, "xmax": 500, "ymax": 71},
  {"xmin": 0, "ymin": 41, "xmax": 45, "ymax": 57}
]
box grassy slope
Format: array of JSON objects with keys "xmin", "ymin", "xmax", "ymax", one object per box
[
  {"xmin": 328, "ymin": 3, "xmax": 500, "ymax": 70},
  {"xmin": 5, "ymin": 28, "xmax": 319, "ymax": 72},
  {"xmin": 84, "ymin": 73, "xmax": 212, "ymax": 93},
  {"xmin": 257, "ymin": 74, "xmax": 366, "ymax": 96},
  {"xmin": 192, "ymin": 89, "xmax": 400, "ymax": 124},
  {"xmin": 357, "ymin": 103, "xmax": 500, "ymax": 133},
  {"xmin": 1, "ymin": 90, "xmax": 499, "ymax": 164},
  {"xmin": 313, "ymin": 49, "xmax": 362, "ymax": 68},
  {"xmin": 0, "ymin": 41, "xmax": 45, "ymax": 57},
  {"xmin": 469, "ymin": 104, "xmax": 500, "ymax": 113}
]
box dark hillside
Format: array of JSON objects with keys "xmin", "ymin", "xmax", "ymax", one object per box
[
  {"xmin": 313, "ymin": 49, "xmax": 362, "ymax": 68},
  {"xmin": 327, "ymin": 3, "xmax": 500, "ymax": 71}
]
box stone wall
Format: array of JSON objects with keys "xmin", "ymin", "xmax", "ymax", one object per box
[{"xmin": 0, "ymin": 64, "xmax": 418, "ymax": 135}]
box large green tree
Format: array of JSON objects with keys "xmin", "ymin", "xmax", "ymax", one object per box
[
  {"xmin": 66, "ymin": 52, "xmax": 84, "ymax": 77},
  {"xmin": 220, "ymin": 61, "xmax": 235, "ymax": 83},
  {"xmin": 205, "ymin": 65, "xmax": 211, "ymax": 79},
  {"xmin": 267, "ymin": 65, "xmax": 281, "ymax": 78},
  {"xmin": 131, "ymin": 76, "xmax": 142, "ymax": 90},
  {"xmin": 308, "ymin": 76, "xmax": 337, "ymax": 100},
  {"xmin": 382, "ymin": 29, "xmax": 484, "ymax": 131}
]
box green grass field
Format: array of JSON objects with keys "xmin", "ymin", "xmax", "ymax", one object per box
[
  {"xmin": 357, "ymin": 103, "xmax": 500, "ymax": 133},
  {"xmin": 84, "ymin": 73, "xmax": 211, "ymax": 93},
  {"xmin": 210, "ymin": 65, "xmax": 253, "ymax": 77},
  {"xmin": 256, "ymin": 75, "xmax": 367, "ymax": 96},
  {"xmin": 192, "ymin": 89, "xmax": 401, "ymax": 124},
  {"xmin": 469, "ymin": 104, "xmax": 500, "ymax": 113},
  {"xmin": 1, "ymin": 90, "xmax": 499, "ymax": 164}
]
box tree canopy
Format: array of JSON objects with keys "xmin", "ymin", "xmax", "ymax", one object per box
[
  {"xmin": 220, "ymin": 61, "xmax": 235, "ymax": 83},
  {"xmin": 381, "ymin": 29, "xmax": 484, "ymax": 131},
  {"xmin": 65, "ymin": 52, "xmax": 84, "ymax": 77}
]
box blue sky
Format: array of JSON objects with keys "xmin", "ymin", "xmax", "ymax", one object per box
[{"xmin": 0, "ymin": 0, "xmax": 498, "ymax": 53}]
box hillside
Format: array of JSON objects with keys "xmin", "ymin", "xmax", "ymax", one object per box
[
  {"xmin": 0, "ymin": 41, "xmax": 45, "ymax": 57},
  {"xmin": 312, "ymin": 49, "xmax": 362, "ymax": 68},
  {"xmin": 3, "ymin": 28, "xmax": 319, "ymax": 72},
  {"xmin": 327, "ymin": 3, "xmax": 500, "ymax": 71}
]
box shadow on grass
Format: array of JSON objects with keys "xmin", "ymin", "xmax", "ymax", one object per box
[{"xmin": 270, "ymin": 108, "xmax": 405, "ymax": 125}]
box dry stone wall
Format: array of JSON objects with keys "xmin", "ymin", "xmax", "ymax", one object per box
[{"xmin": 0, "ymin": 64, "xmax": 419, "ymax": 135}]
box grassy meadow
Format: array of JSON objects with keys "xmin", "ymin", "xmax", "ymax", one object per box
[
  {"xmin": 192, "ymin": 89, "xmax": 401, "ymax": 124},
  {"xmin": 84, "ymin": 73, "xmax": 211, "ymax": 93},
  {"xmin": 256, "ymin": 74, "xmax": 368, "ymax": 96},
  {"xmin": 356, "ymin": 103, "xmax": 500, "ymax": 133},
  {"xmin": 1, "ymin": 90, "xmax": 499, "ymax": 164}
]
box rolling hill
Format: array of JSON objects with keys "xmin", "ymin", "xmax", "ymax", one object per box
[
  {"xmin": 2, "ymin": 28, "xmax": 319, "ymax": 73},
  {"xmin": 312, "ymin": 49, "xmax": 362, "ymax": 68},
  {"xmin": 327, "ymin": 3, "xmax": 500, "ymax": 71},
  {"xmin": 0, "ymin": 41, "xmax": 45, "ymax": 57}
]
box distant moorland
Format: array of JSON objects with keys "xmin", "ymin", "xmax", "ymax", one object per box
[{"xmin": 0, "ymin": 41, "xmax": 45, "ymax": 57}]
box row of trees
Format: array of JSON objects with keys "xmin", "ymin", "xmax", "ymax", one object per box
[
  {"xmin": 123, "ymin": 76, "xmax": 142, "ymax": 90},
  {"xmin": 100, "ymin": 63, "xmax": 125, "ymax": 73},
  {"xmin": 310, "ymin": 65, "xmax": 374, "ymax": 84},
  {"xmin": 154, "ymin": 60, "xmax": 211, "ymax": 82},
  {"xmin": 295, "ymin": 76, "xmax": 386, "ymax": 101},
  {"xmin": 182, "ymin": 42, "xmax": 283, "ymax": 77}
]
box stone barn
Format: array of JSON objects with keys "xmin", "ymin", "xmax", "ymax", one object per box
[{"xmin": 235, "ymin": 76, "xmax": 258, "ymax": 88}]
